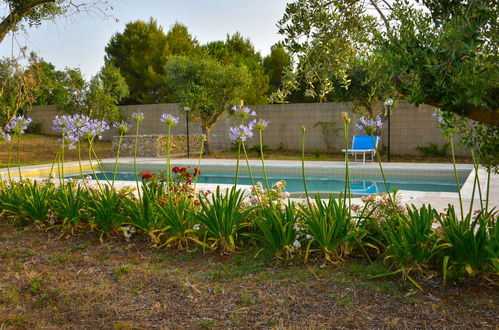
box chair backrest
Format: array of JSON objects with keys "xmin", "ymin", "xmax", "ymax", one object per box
[{"xmin": 352, "ymin": 135, "xmax": 379, "ymax": 149}]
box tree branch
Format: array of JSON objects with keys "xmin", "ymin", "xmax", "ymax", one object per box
[{"xmin": 0, "ymin": 0, "xmax": 56, "ymax": 44}]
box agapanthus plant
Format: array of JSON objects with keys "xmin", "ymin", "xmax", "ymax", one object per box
[
  {"xmin": 231, "ymin": 105, "xmax": 256, "ymax": 123},
  {"xmin": 131, "ymin": 112, "xmax": 144, "ymax": 199},
  {"xmin": 160, "ymin": 113, "xmax": 180, "ymax": 183},
  {"xmin": 6, "ymin": 115, "xmax": 32, "ymax": 181},
  {"xmin": 356, "ymin": 116, "xmax": 383, "ymax": 136},
  {"xmin": 112, "ymin": 121, "xmax": 132, "ymax": 186}
]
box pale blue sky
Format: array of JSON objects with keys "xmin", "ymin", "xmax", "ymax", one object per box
[{"xmin": 0, "ymin": 0, "xmax": 289, "ymax": 79}]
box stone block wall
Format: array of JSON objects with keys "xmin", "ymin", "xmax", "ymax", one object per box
[
  {"xmin": 112, "ymin": 134, "xmax": 204, "ymax": 157},
  {"xmin": 27, "ymin": 102, "xmax": 470, "ymax": 157}
]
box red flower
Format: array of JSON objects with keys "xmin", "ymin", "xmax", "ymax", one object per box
[
  {"xmin": 159, "ymin": 200, "xmax": 165, "ymax": 206},
  {"xmin": 172, "ymin": 166, "xmax": 180, "ymax": 173},
  {"xmin": 193, "ymin": 168, "xmax": 201, "ymax": 176},
  {"xmin": 194, "ymin": 200, "xmax": 200, "ymax": 206},
  {"xmin": 142, "ymin": 172, "xmax": 153, "ymax": 180}
]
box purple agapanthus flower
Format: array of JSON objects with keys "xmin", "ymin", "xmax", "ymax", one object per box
[
  {"xmin": 356, "ymin": 116, "xmax": 382, "ymax": 135},
  {"xmin": 6, "ymin": 115, "xmax": 32, "ymax": 134},
  {"xmin": 53, "ymin": 114, "xmax": 109, "ymax": 149},
  {"xmin": 160, "ymin": 113, "xmax": 180, "ymax": 127},
  {"xmin": 229, "ymin": 123, "xmax": 254, "ymax": 143},
  {"xmin": 254, "ymin": 119, "xmax": 269, "ymax": 131},
  {"xmin": 113, "ymin": 121, "xmax": 132, "ymax": 134},
  {"xmin": 432, "ymin": 110, "xmax": 443, "ymax": 123},
  {"xmin": 131, "ymin": 112, "xmax": 144, "ymax": 122},
  {"xmin": 0, "ymin": 131, "xmax": 11, "ymax": 142},
  {"xmin": 232, "ymin": 105, "xmax": 257, "ymax": 122}
]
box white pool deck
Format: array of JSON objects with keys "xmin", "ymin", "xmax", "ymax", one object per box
[{"xmin": 1, "ymin": 158, "xmax": 497, "ymax": 214}]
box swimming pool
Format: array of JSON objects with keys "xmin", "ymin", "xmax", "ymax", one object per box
[{"xmin": 81, "ymin": 166, "xmax": 470, "ymax": 195}]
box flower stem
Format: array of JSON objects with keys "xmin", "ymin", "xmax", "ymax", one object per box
[
  {"xmin": 60, "ymin": 137, "xmax": 65, "ymax": 186},
  {"xmin": 449, "ymin": 134, "xmax": 464, "ymax": 220},
  {"xmin": 485, "ymin": 170, "xmax": 491, "ymax": 213},
  {"xmin": 133, "ymin": 122, "xmax": 141, "ymax": 200},
  {"xmin": 88, "ymin": 138, "xmax": 103, "ymax": 192},
  {"xmin": 259, "ymin": 130, "xmax": 270, "ymax": 191},
  {"xmin": 112, "ymin": 132, "xmax": 124, "ymax": 187},
  {"xmin": 241, "ymin": 142, "xmax": 261, "ymax": 204},
  {"xmin": 234, "ymin": 142, "xmax": 241, "ymax": 187},
  {"xmin": 470, "ymin": 149, "xmax": 483, "ymax": 211},
  {"xmin": 166, "ymin": 125, "xmax": 171, "ymax": 183},
  {"xmin": 77, "ymin": 141, "xmax": 88, "ymax": 189},
  {"xmin": 193, "ymin": 138, "xmax": 205, "ymax": 192},
  {"xmin": 16, "ymin": 133, "xmax": 22, "ymax": 180},
  {"xmin": 343, "ymin": 121, "xmax": 351, "ymax": 216},
  {"xmin": 301, "ymin": 127, "xmax": 311, "ymax": 206},
  {"xmin": 7, "ymin": 137, "xmax": 13, "ymax": 182},
  {"xmin": 370, "ymin": 135, "xmax": 394, "ymax": 206}
]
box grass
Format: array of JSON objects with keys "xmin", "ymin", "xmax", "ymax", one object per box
[
  {"xmin": 1, "ymin": 134, "xmax": 469, "ymax": 169},
  {"xmin": 0, "ymin": 134, "xmax": 113, "ymax": 168},
  {"xmin": 0, "ymin": 221, "xmax": 497, "ymax": 328}
]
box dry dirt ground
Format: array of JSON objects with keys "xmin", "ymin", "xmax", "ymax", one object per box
[{"xmin": 0, "ymin": 222, "xmax": 497, "ymax": 329}]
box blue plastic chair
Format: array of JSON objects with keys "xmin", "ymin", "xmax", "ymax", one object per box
[{"xmin": 342, "ymin": 135, "xmax": 380, "ymax": 164}]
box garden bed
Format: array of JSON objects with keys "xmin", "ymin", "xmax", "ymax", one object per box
[{"xmin": 0, "ymin": 222, "xmax": 497, "ymax": 329}]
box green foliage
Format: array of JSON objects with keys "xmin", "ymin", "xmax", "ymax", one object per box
[
  {"xmin": 0, "ymin": 56, "xmax": 40, "ymax": 127},
  {"xmin": 249, "ymin": 144, "xmax": 270, "ymax": 156},
  {"xmin": 203, "ymin": 32, "xmax": 269, "ymax": 105},
  {"xmin": 277, "ymin": 0, "xmax": 378, "ymax": 101},
  {"xmin": 156, "ymin": 195, "xmax": 199, "ymax": 250},
  {"xmin": 165, "ymin": 22, "xmax": 199, "ymax": 56},
  {"xmin": 439, "ymin": 206, "xmax": 499, "ymax": 277},
  {"xmin": 262, "ymin": 42, "xmax": 291, "ymax": 95},
  {"xmin": 85, "ymin": 63, "xmax": 129, "ymax": 121},
  {"xmin": 30, "ymin": 57, "xmax": 68, "ymax": 106},
  {"xmin": 165, "ymin": 55, "xmax": 251, "ymax": 154},
  {"xmin": 380, "ymin": 205, "xmax": 445, "ymax": 289},
  {"xmin": 197, "ymin": 186, "xmax": 252, "ymax": 254},
  {"xmin": 376, "ymin": 0, "xmax": 498, "ymax": 125},
  {"xmin": 51, "ymin": 183, "xmax": 89, "ymax": 229},
  {"xmin": 248, "ymin": 202, "xmax": 299, "ymax": 260},
  {"xmin": 86, "ymin": 185, "xmax": 124, "ymax": 234},
  {"xmin": 105, "ymin": 18, "xmax": 171, "ymax": 104},
  {"xmin": 300, "ymin": 194, "xmax": 365, "ymax": 263},
  {"xmin": 415, "ymin": 143, "xmax": 450, "ymax": 158},
  {"xmin": 59, "ymin": 68, "xmax": 85, "ymax": 114}
]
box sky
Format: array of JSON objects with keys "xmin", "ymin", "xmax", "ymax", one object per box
[{"xmin": 0, "ymin": 0, "xmax": 290, "ymax": 79}]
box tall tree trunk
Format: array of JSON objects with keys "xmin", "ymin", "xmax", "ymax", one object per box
[{"xmin": 201, "ymin": 125, "xmax": 212, "ymax": 155}]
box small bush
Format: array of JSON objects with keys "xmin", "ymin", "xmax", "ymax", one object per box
[{"xmin": 416, "ymin": 143, "xmax": 450, "ymax": 157}]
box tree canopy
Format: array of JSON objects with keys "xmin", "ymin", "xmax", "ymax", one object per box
[
  {"xmin": 104, "ymin": 18, "xmax": 170, "ymax": 104},
  {"xmin": 165, "ymin": 56, "xmax": 251, "ymax": 154},
  {"xmin": 277, "ymin": 0, "xmax": 498, "ymax": 125},
  {"xmin": 203, "ymin": 33, "xmax": 269, "ymax": 105},
  {"xmin": 0, "ymin": 0, "xmax": 112, "ymax": 44}
]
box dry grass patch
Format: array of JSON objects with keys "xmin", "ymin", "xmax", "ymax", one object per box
[
  {"xmin": 0, "ymin": 134, "xmax": 112, "ymax": 167},
  {"xmin": 0, "ymin": 221, "xmax": 497, "ymax": 328}
]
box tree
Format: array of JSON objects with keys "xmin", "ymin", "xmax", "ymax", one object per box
[
  {"xmin": 165, "ymin": 56, "xmax": 251, "ymax": 154},
  {"xmin": 203, "ymin": 32, "xmax": 269, "ymax": 105},
  {"xmin": 105, "ymin": 18, "xmax": 170, "ymax": 104},
  {"xmin": 0, "ymin": 0, "xmax": 112, "ymax": 44},
  {"xmin": 60, "ymin": 67, "xmax": 86, "ymax": 114},
  {"xmin": 165, "ymin": 22, "xmax": 199, "ymax": 57},
  {"xmin": 263, "ymin": 42, "xmax": 291, "ymax": 95},
  {"xmin": 278, "ymin": 0, "xmax": 498, "ymax": 125},
  {"xmin": 0, "ymin": 55, "xmax": 40, "ymax": 128},
  {"xmin": 377, "ymin": 0, "xmax": 498, "ymax": 125},
  {"xmin": 85, "ymin": 62, "xmax": 129, "ymax": 121},
  {"xmin": 30, "ymin": 56, "xmax": 68, "ymax": 106},
  {"xmin": 277, "ymin": 0, "xmax": 377, "ymax": 101}
]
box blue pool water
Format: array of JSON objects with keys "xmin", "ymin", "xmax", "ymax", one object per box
[{"xmin": 81, "ymin": 171, "xmax": 467, "ymax": 195}]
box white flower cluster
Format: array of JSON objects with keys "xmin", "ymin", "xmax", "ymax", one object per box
[
  {"xmin": 193, "ymin": 223, "xmax": 201, "ymax": 231},
  {"xmin": 123, "ymin": 226, "xmax": 136, "ymax": 239}
]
